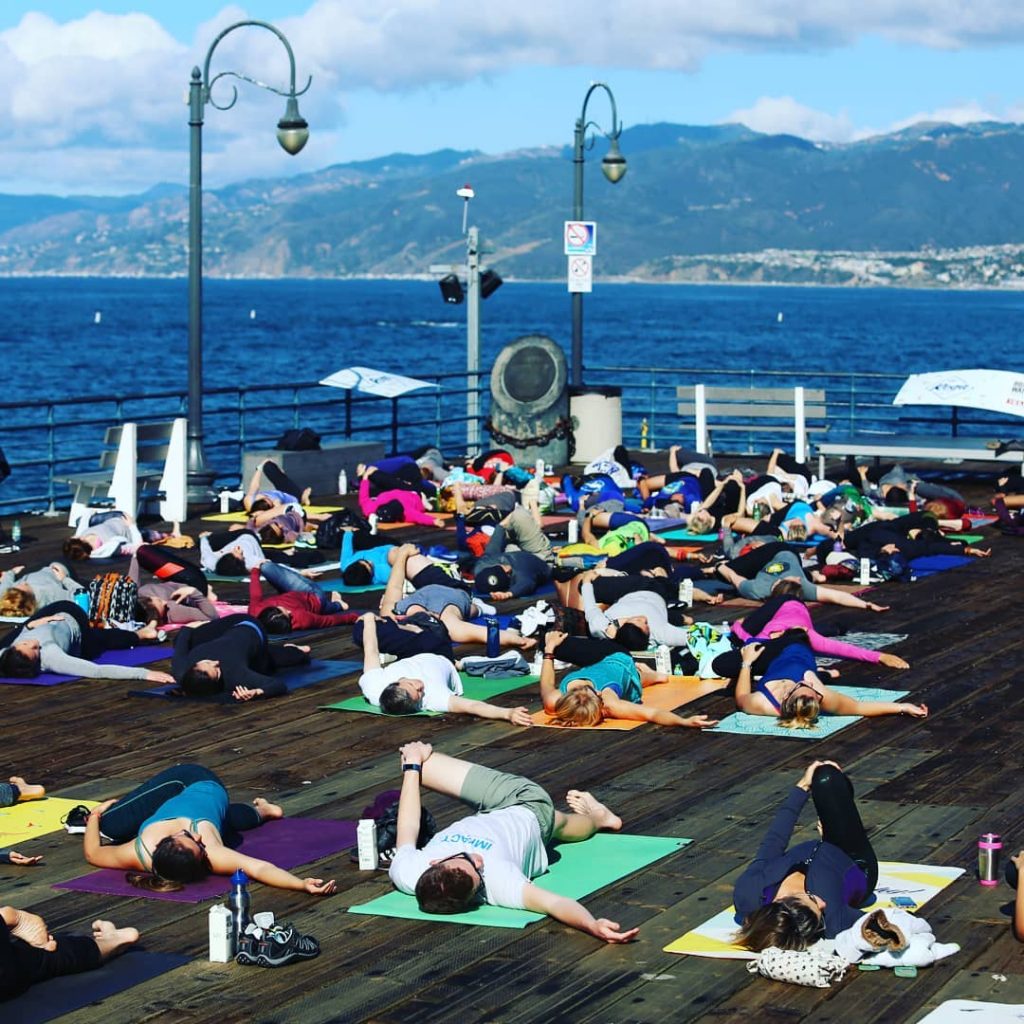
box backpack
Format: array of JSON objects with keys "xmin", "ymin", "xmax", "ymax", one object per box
[
  {"xmin": 276, "ymin": 427, "xmax": 321, "ymax": 451},
  {"xmin": 87, "ymin": 572, "xmax": 139, "ymax": 627}
]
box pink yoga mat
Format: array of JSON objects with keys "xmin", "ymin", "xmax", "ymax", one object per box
[
  {"xmin": 54, "ymin": 817, "xmax": 356, "ymax": 902},
  {"xmin": 0, "ymin": 645, "xmax": 172, "ymax": 687}
]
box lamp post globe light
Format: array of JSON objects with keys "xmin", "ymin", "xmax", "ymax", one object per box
[
  {"xmin": 570, "ymin": 82, "xmax": 626, "ymax": 389},
  {"xmin": 186, "ymin": 20, "xmax": 311, "ymax": 500}
]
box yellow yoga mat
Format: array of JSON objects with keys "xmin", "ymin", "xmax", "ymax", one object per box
[
  {"xmin": 663, "ymin": 861, "xmax": 965, "ymax": 959},
  {"xmin": 201, "ymin": 505, "xmax": 342, "ymax": 523},
  {"xmin": 0, "ymin": 797, "xmax": 99, "ymax": 845},
  {"xmin": 529, "ymin": 676, "xmax": 726, "ymax": 730}
]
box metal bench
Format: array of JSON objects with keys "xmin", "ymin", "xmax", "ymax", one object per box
[
  {"xmin": 677, "ymin": 385, "xmax": 828, "ymax": 462},
  {"xmin": 55, "ymin": 419, "xmax": 187, "ymax": 524},
  {"xmin": 815, "ymin": 434, "xmax": 1024, "ymax": 478}
]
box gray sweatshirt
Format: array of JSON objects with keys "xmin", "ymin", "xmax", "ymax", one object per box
[
  {"xmin": 0, "ymin": 566, "xmax": 82, "ymax": 609},
  {"xmin": 29, "ymin": 613, "xmax": 149, "ymax": 679}
]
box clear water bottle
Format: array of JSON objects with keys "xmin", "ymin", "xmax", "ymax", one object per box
[
  {"xmin": 338, "ymin": 468, "xmax": 348, "ymax": 494},
  {"xmin": 485, "ymin": 616, "xmax": 501, "ymax": 658},
  {"xmin": 11, "ymin": 519, "xmax": 21, "ymax": 549},
  {"xmin": 753, "ymin": 503, "xmax": 762, "ymax": 523},
  {"xmin": 227, "ymin": 869, "xmax": 251, "ymax": 942}
]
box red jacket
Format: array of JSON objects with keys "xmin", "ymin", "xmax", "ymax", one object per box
[{"xmin": 248, "ymin": 569, "xmax": 357, "ymax": 630}]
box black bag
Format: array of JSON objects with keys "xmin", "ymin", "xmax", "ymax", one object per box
[
  {"xmin": 87, "ymin": 572, "xmax": 139, "ymax": 626},
  {"xmin": 464, "ymin": 504, "xmax": 504, "ymax": 528},
  {"xmin": 314, "ymin": 510, "xmax": 371, "ymax": 550},
  {"xmin": 276, "ymin": 427, "xmax": 320, "ymax": 451},
  {"xmin": 375, "ymin": 800, "xmax": 437, "ymax": 861},
  {"xmin": 0, "ymin": 447, "xmax": 10, "ymax": 484},
  {"xmin": 374, "ymin": 498, "xmax": 404, "ymax": 523}
]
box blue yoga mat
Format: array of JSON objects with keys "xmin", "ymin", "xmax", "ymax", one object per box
[
  {"xmin": 2, "ymin": 949, "xmax": 191, "ymax": 1024},
  {"xmin": 908, "ymin": 554, "xmax": 975, "ymax": 578},
  {"xmin": 127, "ymin": 658, "xmax": 362, "ymax": 700},
  {"xmin": 0, "ymin": 645, "xmax": 172, "ymax": 687}
]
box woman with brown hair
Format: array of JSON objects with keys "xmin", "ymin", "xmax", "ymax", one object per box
[
  {"xmin": 734, "ymin": 760, "xmax": 878, "ymax": 951},
  {"xmin": 81, "ymin": 763, "xmax": 335, "ymax": 895}
]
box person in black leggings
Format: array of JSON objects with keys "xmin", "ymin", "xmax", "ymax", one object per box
[
  {"xmin": 134, "ymin": 544, "xmax": 211, "ymax": 595},
  {"xmin": 734, "ymin": 761, "xmax": 879, "ymax": 951},
  {"xmin": 244, "ymin": 459, "xmax": 310, "ymax": 512}
]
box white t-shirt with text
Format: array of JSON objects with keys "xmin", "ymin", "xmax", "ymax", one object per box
[{"xmin": 359, "ymin": 653, "xmax": 462, "ymax": 712}]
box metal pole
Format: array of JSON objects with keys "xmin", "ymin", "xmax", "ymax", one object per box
[
  {"xmin": 571, "ymin": 116, "xmax": 585, "ymax": 389},
  {"xmin": 466, "ymin": 226, "xmax": 481, "ymax": 454},
  {"xmin": 186, "ymin": 66, "xmax": 214, "ymax": 501}
]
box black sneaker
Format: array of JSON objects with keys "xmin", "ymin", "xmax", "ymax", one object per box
[
  {"xmin": 236, "ymin": 923, "xmax": 319, "ymax": 967},
  {"xmin": 61, "ymin": 805, "xmax": 92, "ymax": 834}
]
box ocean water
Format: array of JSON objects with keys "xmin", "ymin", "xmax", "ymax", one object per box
[{"xmin": 0, "ymin": 277, "xmax": 1021, "ymax": 505}]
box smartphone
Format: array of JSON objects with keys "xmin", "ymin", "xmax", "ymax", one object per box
[{"xmin": 890, "ymin": 896, "xmax": 918, "ymax": 909}]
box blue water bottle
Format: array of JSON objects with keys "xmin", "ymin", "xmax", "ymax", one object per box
[
  {"xmin": 227, "ymin": 869, "xmax": 251, "ymax": 944},
  {"xmin": 485, "ymin": 616, "xmax": 501, "ymax": 658}
]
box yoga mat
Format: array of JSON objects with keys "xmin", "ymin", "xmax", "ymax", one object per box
[
  {"xmin": 944, "ymin": 532, "xmax": 984, "ymax": 543},
  {"xmin": 0, "ymin": 797, "xmax": 98, "ymax": 846},
  {"xmin": 645, "ymin": 516, "xmax": 690, "ymax": 533},
  {"xmin": 658, "ymin": 528, "xmax": 719, "ymax": 543},
  {"xmin": 349, "ymin": 833, "xmax": 689, "ymax": 928},
  {"xmin": 529, "ymin": 676, "xmax": 727, "ymax": 730},
  {"xmin": 320, "ymin": 673, "xmax": 538, "ymax": 717},
  {"xmin": 2, "ymin": 950, "xmax": 192, "ymax": 1024},
  {"xmin": 710, "ymin": 686, "xmax": 911, "ymax": 740},
  {"xmin": 908, "ymin": 554, "xmax": 975, "ymax": 578},
  {"xmin": 916, "ymin": 1001, "xmax": 1024, "ymax": 1024},
  {"xmin": 0, "ymin": 645, "xmax": 172, "ymax": 687},
  {"xmin": 664, "ymin": 861, "xmax": 964, "ymax": 959},
  {"xmin": 815, "ymin": 631, "xmax": 908, "ymax": 667},
  {"xmin": 967, "ymin": 514, "xmax": 999, "ymax": 527},
  {"xmin": 324, "ymin": 581, "xmax": 382, "ymax": 594},
  {"xmin": 55, "ymin": 817, "xmax": 357, "ymax": 903},
  {"xmin": 0, "ymin": 613, "xmax": 28, "ymax": 623},
  {"xmin": 128, "ymin": 658, "xmax": 362, "ymax": 700},
  {"xmin": 159, "ymin": 602, "xmax": 247, "ymax": 633},
  {"xmin": 201, "ymin": 504, "xmax": 342, "ymax": 522}
]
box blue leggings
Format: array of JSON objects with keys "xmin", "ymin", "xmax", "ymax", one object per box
[{"xmin": 259, "ymin": 561, "xmax": 346, "ymax": 614}]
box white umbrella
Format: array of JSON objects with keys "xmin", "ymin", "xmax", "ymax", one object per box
[
  {"xmin": 319, "ymin": 366, "xmax": 439, "ymax": 398},
  {"xmin": 893, "ymin": 369, "xmax": 1024, "ymax": 418}
]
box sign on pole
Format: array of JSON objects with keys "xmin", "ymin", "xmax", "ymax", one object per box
[
  {"xmin": 564, "ymin": 221, "xmax": 597, "ymax": 256},
  {"xmin": 567, "ymin": 255, "xmax": 593, "ymax": 293}
]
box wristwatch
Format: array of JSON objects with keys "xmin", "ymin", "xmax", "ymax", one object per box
[{"xmin": 402, "ymin": 763, "xmax": 422, "ymax": 773}]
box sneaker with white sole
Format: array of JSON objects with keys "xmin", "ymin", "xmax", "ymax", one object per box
[
  {"xmin": 236, "ymin": 922, "xmax": 320, "ymax": 968},
  {"xmin": 61, "ymin": 805, "xmax": 93, "ymax": 834}
]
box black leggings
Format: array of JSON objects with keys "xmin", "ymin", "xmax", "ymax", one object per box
[
  {"xmin": 0, "ymin": 922, "xmax": 101, "ymax": 1000},
  {"xmin": 368, "ymin": 466, "xmax": 423, "ymax": 495},
  {"xmin": 136, "ymin": 544, "xmax": 209, "ymax": 595},
  {"xmin": 262, "ymin": 460, "xmax": 304, "ymax": 499},
  {"xmin": 811, "ymin": 764, "xmax": 878, "ymax": 896},
  {"xmin": 774, "ymin": 453, "xmax": 811, "ymax": 478},
  {"xmin": 593, "ymin": 574, "xmax": 675, "ymax": 606},
  {"xmin": 552, "ymin": 635, "xmax": 625, "ymax": 666},
  {"xmin": 606, "ymin": 542, "xmax": 672, "ymax": 574}
]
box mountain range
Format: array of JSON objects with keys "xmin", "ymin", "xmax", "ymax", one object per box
[{"xmin": 4, "ymin": 120, "xmax": 1024, "ymax": 285}]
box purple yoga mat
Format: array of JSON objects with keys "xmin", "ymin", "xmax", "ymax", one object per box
[
  {"xmin": 54, "ymin": 817, "xmax": 356, "ymax": 902},
  {"xmin": 0, "ymin": 645, "xmax": 172, "ymax": 687}
]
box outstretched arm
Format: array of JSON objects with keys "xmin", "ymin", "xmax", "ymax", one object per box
[
  {"xmin": 522, "ymin": 882, "xmax": 638, "ymax": 942},
  {"xmin": 734, "ymin": 642, "xmax": 763, "ymax": 712},
  {"xmin": 217, "ymin": 850, "xmax": 334, "ymax": 895},
  {"xmin": 83, "ymin": 804, "xmax": 140, "ymax": 869},
  {"xmin": 379, "ymin": 544, "xmax": 415, "ymax": 617},
  {"xmin": 395, "ymin": 742, "xmax": 432, "ymax": 849},
  {"xmin": 359, "ymin": 613, "xmax": 382, "ymax": 673},
  {"xmin": 813, "ymin": 585, "xmax": 887, "ymax": 612},
  {"xmin": 601, "ymin": 692, "xmax": 717, "ymax": 728},
  {"xmin": 448, "ymin": 695, "xmax": 531, "ymax": 726},
  {"xmin": 821, "ymin": 687, "xmax": 927, "ymax": 718},
  {"xmin": 539, "ymin": 630, "xmax": 566, "ymax": 712}
]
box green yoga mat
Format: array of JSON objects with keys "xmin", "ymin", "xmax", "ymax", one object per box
[
  {"xmin": 348, "ymin": 832, "xmax": 689, "ymax": 928},
  {"xmin": 320, "ymin": 672, "xmax": 538, "ymax": 716},
  {"xmin": 711, "ymin": 686, "xmax": 911, "ymax": 739},
  {"xmin": 945, "ymin": 532, "xmax": 983, "ymax": 543}
]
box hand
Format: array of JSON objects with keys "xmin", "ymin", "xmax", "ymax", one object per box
[
  {"xmin": 489, "ymin": 591, "xmax": 513, "ymax": 602},
  {"xmin": 900, "ymin": 703, "xmax": 928, "ymax": 718},
  {"xmin": 329, "ymin": 591, "xmax": 349, "ymax": 609},
  {"xmin": 1013, "ymin": 850, "xmax": 1024, "ymax": 872},
  {"xmin": 879, "ymin": 652, "xmax": 910, "ymax": 669},
  {"xmin": 11, "ymin": 565, "xmax": 24, "ymax": 575},
  {"xmin": 92, "ymin": 798, "xmax": 119, "ymax": 816},
  {"xmin": 6, "ymin": 851, "xmax": 44, "ymax": 866},
  {"xmin": 545, "ymin": 630, "xmax": 567, "ymax": 655},
  {"xmin": 303, "ymin": 877, "xmax": 336, "ymax": 896},
  {"xmin": 169, "ymin": 587, "xmax": 195, "ymax": 602},
  {"xmin": 399, "ymin": 741, "xmax": 433, "ymax": 767},
  {"xmin": 10, "ymin": 909, "xmax": 54, "ymax": 949},
  {"xmin": 27, "ymin": 615, "xmax": 61, "ymax": 629},
  {"xmin": 507, "ymin": 707, "xmax": 533, "ymax": 727},
  {"xmin": 232, "ymin": 686, "xmax": 265, "ymax": 702},
  {"xmin": 145, "ymin": 670, "xmax": 175, "ymax": 684},
  {"xmin": 866, "ymin": 602, "xmax": 889, "ymax": 612},
  {"xmin": 398, "ymin": 543, "xmax": 419, "ymax": 558},
  {"xmin": 683, "ymin": 715, "xmax": 719, "ymax": 729},
  {"xmin": 740, "ymin": 642, "xmax": 764, "ymax": 666},
  {"xmin": 589, "ymin": 918, "xmax": 640, "ymax": 943},
  {"xmin": 797, "ymin": 760, "xmax": 841, "ymax": 791}
]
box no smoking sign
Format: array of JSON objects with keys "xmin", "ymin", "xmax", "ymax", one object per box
[
  {"xmin": 567, "ymin": 254, "xmax": 592, "ymax": 293},
  {"xmin": 564, "ymin": 221, "xmax": 596, "ymax": 256}
]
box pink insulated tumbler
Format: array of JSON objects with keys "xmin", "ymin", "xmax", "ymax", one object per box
[{"xmin": 978, "ymin": 833, "xmax": 1002, "ymax": 886}]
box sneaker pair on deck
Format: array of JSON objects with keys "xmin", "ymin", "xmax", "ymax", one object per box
[{"xmin": 236, "ymin": 916, "xmax": 320, "ymax": 968}]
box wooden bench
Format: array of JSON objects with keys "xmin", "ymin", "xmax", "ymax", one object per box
[
  {"xmin": 815, "ymin": 433, "xmax": 1024, "ymax": 478},
  {"xmin": 54, "ymin": 419, "xmax": 186, "ymax": 522},
  {"xmin": 677, "ymin": 384, "xmax": 828, "ymax": 461}
]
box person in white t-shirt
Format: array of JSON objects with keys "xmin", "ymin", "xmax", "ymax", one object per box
[
  {"xmin": 357, "ymin": 615, "xmax": 531, "ymax": 725},
  {"xmin": 388, "ymin": 741, "xmax": 638, "ymax": 943}
]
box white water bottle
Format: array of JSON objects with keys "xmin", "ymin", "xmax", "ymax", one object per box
[
  {"xmin": 338, "ymin": 468, "xmax": 348, "ymax": 494},
  {"xmin": 655, "ymin": 643, "xmax": 671, "ymax": 675},
  {"xmin": 535, "ymin": 457, "xmax": 545, "ymax": 481},
  {"xmin": 357, "ymin": 818, "xmax": 379, "ymax": 870},
  {"xmin": 859, "ymin": 557, "xmax": 871, "ymax": 585},
  {"xmin": 566, "ymin": 519, "xmax": 579, "ymax": 544},
  {"xmin": 208, "ymin": 904, "xmax": 234, "ymax": 962},
  {"xmin": 679, "ymin": 578, "xmax": 693, "ymax": 607},
  {"xmin": 369, "ymin": 513, "xmax": 378, "ymax": 535}
]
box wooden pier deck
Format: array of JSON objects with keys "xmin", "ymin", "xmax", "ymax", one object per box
[{"xmin": 2, "ymin": 472, "xmax": 1022, "ymax": 1024}]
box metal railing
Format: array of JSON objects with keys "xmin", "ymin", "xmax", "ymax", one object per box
[{"xmin": 1, "ymin": 365, "xmax": 1018, "ymax": 513}]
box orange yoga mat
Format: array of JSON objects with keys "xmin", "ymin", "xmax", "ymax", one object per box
[{"xmin": 529, "ymin": 675, "xmax": 727, "ymax": 730}]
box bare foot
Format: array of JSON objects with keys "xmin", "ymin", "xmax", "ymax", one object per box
[
  {"xmin": 301, "ymin": 486, "xmax": 313, "ymax": 505},
  {"xmin": 254, "ymin": 797, "xmax": 284, "ymax": 820},
  {"xmin": 136, "ymin": 621, "xmax": 160, "ymax": 642},
  {"xmin": 284, "ymin": 643, "xmax": 311, "ymax": 654},
  {"xmin": 92, "ymin": 920, "xmax": 140, "ymax": 959},
  {"xmin": 10, "ymin": 776, "xmax": 45, "ymax": 801},
  {"xmin": 565, "ymin": 790, "xmax": 622, "ymax": 831}
]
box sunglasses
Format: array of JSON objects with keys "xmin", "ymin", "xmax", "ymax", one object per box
[{"xmin": 442, "ymin": 852, "xmax": 486, "ymax": 900}]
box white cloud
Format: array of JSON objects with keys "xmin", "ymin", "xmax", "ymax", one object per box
[
  {"xmin": 890, "ymin": 101, "xmax": 1002, "ymax": 131},
  {"xmin": 726, "ymin": 96, "xmax": 863, "ymax": 142}
]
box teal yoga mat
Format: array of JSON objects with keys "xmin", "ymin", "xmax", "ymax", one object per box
[
  {"xmin": 658, "ymin": 529, "xmax": 719, "ymax": 542},
  {"xmin": 711, "ymin": 686, "xmax": 911, "ymax": 739},
  {"xmin": 320, "ymin": 672, "xmax": 538, "ymax": 716},
  {"xmin": 348, "ymin": 833, "xmax": 689, "ymax": 928}
]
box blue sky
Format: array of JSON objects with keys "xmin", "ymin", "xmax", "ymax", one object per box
[{"xmin": 3, "ymin": 2, "xmax": 1024, "ymax": 194}]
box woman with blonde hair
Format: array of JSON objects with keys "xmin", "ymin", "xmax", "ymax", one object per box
[
  {"xmin": 733, "ymin": 638, "xmax": 926, "ymax": 729},
  {"xmin": 538, "ymin": 631, "xmax": 718, "ymax": 729},
  {"xmin": 82, "ymin": 763, "xmax": 335, "ymax": 896},
  {"xmin": 0, "ymin": 563, "xmax": 83, "ymax": 618}
]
